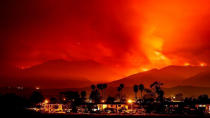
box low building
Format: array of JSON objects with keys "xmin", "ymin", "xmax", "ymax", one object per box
[
  {"xmin": 41, "ymin": 103, "xmax": 64, "ymax": 113},
  {"xmin": 195, "ymin": 104, "xmax": 210, "ymax": 114},
  {"xmin": 97, "ymin": 103, "xmax": 128, "ymax": 112}
]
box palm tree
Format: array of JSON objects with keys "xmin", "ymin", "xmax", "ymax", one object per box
[
  {"xmin": 97, "ymin": 84, "xmax": 103, "ymax": 98},
  {"xmin": 81, "ymin": 91, "xmax": 86, "ymax": 98},
  {"xmin": 102, "ymin": 84, "xmax": 107, "ymax": 98},
  {"xmin": 81, "ymin": 91, "xmax": 86, "ymax": 103},
  {"xmin": 117, "ymin": 84, "xmax": 124, "ymax": 102},
  {"xmin": 97, "ymin": 84, "xmax": 102, "ymax": 90},
  {"xmin": 120, "ymin": 84, "xmax": 124, "ymax": 89},
  {"xmin": 91, "ymin": 85, "xmax": 96, "ymax": 90},
  {"xmin": 139, "ymin": 84, "xmax": 144, "ymax": 99},
  {"xmin": 133, "ymin": 85, "xmax": 138, "ymax": 100},
  {"xmin": 120, "ymin": 84, "xmax": 124, "ymax": 98},
  {"xmin": 30, "ymin": 91, "xmax": 44, "ymax": 104},
  {"xmin": 117, "ymin": 86, "xmax": 122, "ymax": 101}
]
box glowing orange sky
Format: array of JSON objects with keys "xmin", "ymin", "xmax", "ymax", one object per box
[{"xmin": 1, "ymin": 0, "xmax": 210, "ymax": 80}]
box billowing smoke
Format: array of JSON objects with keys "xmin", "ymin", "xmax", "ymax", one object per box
[{"xmin": 1, "ymin": 0, "xmax": 210, "ymax": 77}]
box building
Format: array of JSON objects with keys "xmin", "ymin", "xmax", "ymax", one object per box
[
  {"xmin": 97, "ymin": 103, "xmax": 129, "ymax": 112},
  {"xmin": 195, "ymin": 104, "xmax": 210, "ymax": 114},
  {"xmin": 41, "ymin": 103, "xmax": 64, "ymax": 113}
]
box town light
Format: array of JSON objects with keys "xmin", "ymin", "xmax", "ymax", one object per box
[
  {"xmin": 128, "ymin": 99, "xmax": 133, "ymax": 104},
  {"xmin": 44, "ymin": 99, "xmax": 49, "ymax": 104},
  {"xmin": 35, "ymin": 87, "xmax": 40, "ymax": 90}
]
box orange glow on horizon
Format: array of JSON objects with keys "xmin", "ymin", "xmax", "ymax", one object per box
[
  {"xmin": 200, "ymin": 62, "xmax": 207, "ymax": 67},
  {"xmin": 1, "ymin": 0, "xmax": 210, "ymax": 84},
  {"xmin": 141, "ymin": 68, "xmax": 149, "ymax": 72},
  {"xmin": 184, "ymin": 62, "xmax": 190, "ymax": 66}
]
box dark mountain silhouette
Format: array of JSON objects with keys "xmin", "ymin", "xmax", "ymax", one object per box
[
  {"xmin": 18, "ymin": 59, "xmax": 117, "ymax": 80},
  {"xmin": 109, "ymin": 65, "xmax": 210, "ymax": 88},
  {"xmin": 182, "ymin": 71, "xmax": 210, "ymax": 87},
  {"xmin": 163, "ymin": 86, "xmax": 210, "ymax": 97},
  {"xmin": 0, "ymin": 59, "xmax": 117, "ymax": 88}
]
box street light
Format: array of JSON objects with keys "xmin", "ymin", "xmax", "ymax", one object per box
[
  {"xmin": 128, "ymin": 99, "xmax": 133, "ymax": 113},
  {"xmin": 128, "ymin": 99, "xmax": 133, "ymax": 104},
  {"xmin": 44, "ymin": 99, "xmax": 49, "ymax": 104},
  {"xmin": 35, "ymin": 87, "xmax": 40, "ymax": 90}
]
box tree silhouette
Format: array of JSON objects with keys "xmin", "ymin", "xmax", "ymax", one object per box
[
  {"xmin": 133, "ymin": 85, "xmax": 138, "ymax": 100},
  {"xmin": 90, "ymin": 84, "xmax": 101, "ymax": 103},
  {"xmin": 81, "ymin": 91, "xmax": 86, "ymax": 103},
  {"xmin": 91, "ymin": 85, "xmax": 96, "ymax": 90},
  {"xmin": 117, "ymin": 84, "xmax": 124, "ymax": 102},
  {"xmin": 89, "ymin": 89, "xmax": 101, "ymax": 103},
  {"xmin": 102, "ymin": 84, "xmax": 107, "ymax": 98},
  {"xmin": 198, "ymin": 94, "xmax": 209, "ymax": 104},
  {"xmin": 50, "ymin": 97, "xmax": 57, "ymax": 104},
  {"xmin": 95, "ymin": 83, "xmax": 108, "ymax": 99},
  {"xmin": 30, "ymin": 91, "xmax": 44, "ymax": 104},
  {"xmin": 120, "ymin": 84, "xmax": 124, "ymax": 89},
  {"xmin": 156, "ymin": 89, "xmax": 164, "ymax": 103},
  {"xmin": 150, "ymin": 81, "xmax": 164, "ymax": 103},
  {"xmin": 97, "ymin": 84, "xmax": 103, "ymax": 98},
  {"xmin": 106, "ymin": 96, "xmax": 115, "ymax": 104},
  {"xmin": 60, "ymin": 91, "xmax": 80, "ymax": 112},
  {"xmin": 139, "ymin": 84, "xmax": 144, "ymax": 99}
]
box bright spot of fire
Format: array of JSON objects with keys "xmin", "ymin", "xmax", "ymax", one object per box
[
  {"xmin": 140, "ymin": 26, "xmax": 171, "ymax": 68},
  {"xmin": 184, "ymin": 62, "xmax": 190, "ymax": 66},
  {"xmin": 141, "ymin": 68, "xmax": 149, "ymax": 72},
  {"xmin": 200, "ymin": 62, "xmax": 207, "ymax": 67}
]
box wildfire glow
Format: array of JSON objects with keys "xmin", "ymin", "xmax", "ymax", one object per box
[
  {"xmin": 184, "ymin": 62, "xmax": 190, "ymax": 66},
  {"xmin": 1, "ymin": 0, "xmax": 210, "ymax": 83},
  {"xmin": 200, "ymin": 62, "xmax": 207, "ymax": 67},
  {"xmin": 140, "ymin": 26, "xmax": 171, "ymax": 68},
  {"xmin": 141, "ymin": 68, "xmax": 149, "ymax": 72}
]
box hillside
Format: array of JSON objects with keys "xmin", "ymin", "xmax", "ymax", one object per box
[
  {"xmin": 182, "ymin": 71, "xmax": 210, "ymax": 87},
  {"xmin": 109, "ymin": 66, "xmax": 210, "ymax": 88},
  {"xmin": 0, "ymin": 59, "xmax": 118, "ymax": 88}
]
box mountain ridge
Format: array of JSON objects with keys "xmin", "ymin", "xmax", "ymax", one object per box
[{"xmin": 109, "ymin": 65, "xmax": 210, "ymax": 88}]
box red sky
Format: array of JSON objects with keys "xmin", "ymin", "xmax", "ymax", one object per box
[{"xmin": 1, "ymin": 0, "xmax": 210, "ymax": 79}]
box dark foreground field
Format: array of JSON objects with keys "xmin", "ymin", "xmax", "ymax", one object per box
[{"xmin": 4, "ymin": 111, "xmax": 210, "ymax": 118}]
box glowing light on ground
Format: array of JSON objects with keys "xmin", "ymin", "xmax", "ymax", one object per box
[
  {"xmin": 127, "ymin": 99, "xmax": 133, "ymax": 104},
  {"xmin": 35, "ymin": 87, "xmax": 40, "ymax": 90},
  {"xmin": 44, "ymin": 99, "xmax": 49, "ymax": 104}
]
